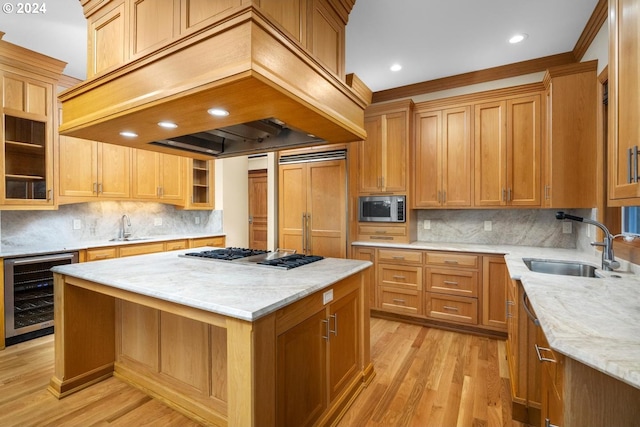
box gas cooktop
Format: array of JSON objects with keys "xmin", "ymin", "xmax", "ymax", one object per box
[{"xmin": 182, "ymin": 248, "xmax": 324, "ymax": 270}]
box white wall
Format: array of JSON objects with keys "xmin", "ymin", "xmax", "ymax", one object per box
[
  {"xmin": 216, "ymin": 156, "xmax": 249, "ymax": 247},
  {"xmin": 582, "ymin": 20, "xmax": 609, "ymax": 74}
]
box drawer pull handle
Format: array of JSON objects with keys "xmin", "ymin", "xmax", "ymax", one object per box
[
  {"xmin": 444, "ymin": 260, "xmax": 459, "ymax": 264},
  {"xmin": 371, "ymin": 236, "xmax": 393, "ymax": 240},
  {"xmin": 534, "ymin": 344, "xmax": 557, "ymax": 363},
  {"xmin": 375, "ymin": 230, "xmax": 388, "ymax": 234},
  {"xmin": 443, "ymin": 281, "xmax": 459, "ymax": 285},
  {"xmin": 392, "ymin": 256, "xmax": 405, "ymax": 260},
  {"xmin": 94, "ymin": 254, "xmax": 110, "ymax": 259},
  {"xmin": 392, "ymin": 275, "xmax": 406, "ymax": 280},
  {"xmin": 392, "ymin": 298, "xmax": 406, "ymax": 304},
  {"xmin": 443, "ymin": 305, "xmax": 459, "ymax": 312}
]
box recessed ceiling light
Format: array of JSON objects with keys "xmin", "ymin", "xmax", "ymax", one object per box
[
  {"xmin": 119, "ymin": 131, "xmax": 138, "ymax": 138},
  {"xmin": 390, "ymin": 63, "xmax": 402, "ymax": 72},
  {"xmin": 509, "ymin": 33, "xmax": 528, "ymax": 44},
  {"xmin": 208, "ymin": 108, "xmax": 229, "ymax": 117},
  {"xmin": 157, "ymin": 121, "xmax": 178, "ymax": 129}
]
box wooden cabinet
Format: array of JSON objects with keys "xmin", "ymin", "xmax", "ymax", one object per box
[
  {"xmin": 506, "ymin": 280, "xmax": 541, "ymax": 425},
  {"xmin": 413, "ymin": 106, "xmax": 472, "ymax": 207},
  {"xmin": 376, "ymin": 248, "xmax": 423, "ymax": 315},
  {"xmin": 474, "ymin": 95, "xmax": 541, "ymax": 207},
  {"xmin": 131, "ymin": 149, "xmax": 186, "ymax": 204},
  {"xmin": 543, "ymin": 62, "xmax": 597, "ymax": 208},
  {"xmin": 189, "ymin": 236, "xmax": 226, "ymax": 248},
  {"xmin": 424, "ymin": 251, "xmax": 480, "ymax": 325},
  {"xmin": 86, "ymin": 247, "xmax": 118, "ymax": 261},
  {"xmin": 181, "ymin": 159, "xmax": 215, "ymax": 210},
  {"xmin": 608, "ymin": 0, "xmax": 640, "ymax": 205},
  {"xmin": 481, "ymin": 256, "xmax": 508, "ymax": 332},
  {"xmin": 58, "ymin": 136, "xmax": 131, "ymax": 202},
  {"xmin": 118, "ymin": 241, "xmax": 165, "ymax": 257},
  {"xmin": 0, "ymin": 41, "xmax": 64, "ymax": 209},
  {"xmin": 279, "ymin": 158, "xmax": 346, "ymax": 257},
  {"xmin": 357, "ymin": 100, "xmax": 413, "ymax": 194},
  {"xmin": 276, "ymin": 277, "xmax": 361, "ymax": 427},
  {"xmin": 351, "ymin": 246, "xmax": 376, "ymax": 309}
]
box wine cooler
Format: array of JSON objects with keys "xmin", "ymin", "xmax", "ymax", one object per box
[{"xmin": 4, "ymin": 252, "xmax": 78, "ymax": 346}]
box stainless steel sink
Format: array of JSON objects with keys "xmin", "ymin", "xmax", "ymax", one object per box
[
  {"xmin": 523, "ymin": 258, "xmax": 599, "ymax": 278},
  {"xmin": 109, "ymin": 237, "xmax": 150, "ymax": 242}
]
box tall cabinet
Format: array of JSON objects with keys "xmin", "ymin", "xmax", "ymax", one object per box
[
  {"xmin": 608, "ymin": 0, "xmax": 640, "ymax": 205},
  {"xmin": 0, "ymin": 35, "xmax": 65, "ymax": 209},
  {"xmin": 279, "ymin": 150, "xmax": 347, "ymax": 258}
]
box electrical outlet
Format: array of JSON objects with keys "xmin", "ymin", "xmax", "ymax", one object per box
[
  {"xmin": 423, "ymin": 220, "xmax": 431, "ymax": 230},
  {"xmin": 73, "ymin": 219, "xmax": 82, "ymax": 230},
  {"xmin": 563, "ymin": 222, "xmax": 572, "ymax": 234},
  {"xmin": 323, "ymin": 289, "xmax": 334, "ymax": 305},
  {"xmin": 195, "ymin": 216, "xmax": 200, "ymax": 225},
  {"xmin": 484, "ymin": 221, "xmax": 492, "ymax": 231},
  {"xmin": 154, "ymin": 217, "xmax": 163, "ymax": 226}
]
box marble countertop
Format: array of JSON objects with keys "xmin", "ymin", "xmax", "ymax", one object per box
[
  {"xmin": 354, "ymin": 240, "xmax": 640, "ymax": 390},
  {"xmin": 0, "ymin": 233, "xmax": 226, "ymax": 258},
  {"xmin": 52, "ymin": 248, "xmax": 372, "ymax": 322}
]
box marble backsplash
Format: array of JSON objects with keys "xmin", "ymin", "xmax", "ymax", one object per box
[
  {"xmin": 0, "ymin": 201, "xmax": 223, "ymax": 248},
  {"xmin": 416, "ymin": 208, "xmax": 594, "ymax": 250}
]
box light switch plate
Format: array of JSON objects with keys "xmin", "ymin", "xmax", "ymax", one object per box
[
  {"xmin": 484, "ymin": 221, "xmax": 492, "ymax": 231},
  {"xmin": 73, "ymin": 219, "xmax": 82, "ymax": 230},
  {"xmin": 423, "ymin": 220, "xmax": 431, "ymax": 230},
  {"xmin": 563, "ymin": 222, "xmax": 572, "ymax": 234},
  {"xmin": 154, "ymin": 217, "xmax": 162, "ymax": 226},
  {"xmin": 323, "ymin": 289, "xmax": 334, "ymax": 305}
]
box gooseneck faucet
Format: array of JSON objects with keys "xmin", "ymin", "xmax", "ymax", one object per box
[
  {"xmin": 121, "ymin": 214, "xmax": 132, "ymax": 239},
  {"xmin": 556, "ymin": 211, "xmax": 620, "ymax": 271}
]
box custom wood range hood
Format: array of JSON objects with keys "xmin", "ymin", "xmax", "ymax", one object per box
[{"xmin": 59, "ymin": 0, "xmax": 372, "ymax": 159}]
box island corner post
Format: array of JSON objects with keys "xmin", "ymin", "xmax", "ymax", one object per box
[{"xmin": 47, "ymin": 265, "xmax": 372, "ymax": 427}]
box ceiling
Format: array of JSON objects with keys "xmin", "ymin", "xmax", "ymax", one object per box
[{"xmin": 1, "ymin": 0, "xmax": 600, "ymax": 93}]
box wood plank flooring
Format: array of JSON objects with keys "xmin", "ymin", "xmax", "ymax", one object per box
[{"xmin": 0, "ymin": 319, "xmax": 523, "ymax": 426}]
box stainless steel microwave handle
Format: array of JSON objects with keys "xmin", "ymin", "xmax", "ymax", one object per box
[{"xmin": 8, "ymin": 252, "xmax": 77, "ymax": 265}]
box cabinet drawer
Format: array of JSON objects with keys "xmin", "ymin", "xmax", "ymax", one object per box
[
  {"xmin": 377, "ymin": 248, "xmax": 422, "ymax": 264},
  {"xmin": 165, "ymin": 239, "xmax": 188, "ymax": 251},
  {"xmin": 357, "ymin": 224, "xmax": 408, "ymax": 243},
  {"xmin": 425, "ymin": 252, "xmax": 479, "ymax": 268},
  {"xmin": 379, "ymin": 286, "xmax": 421, "ymax": 315},
  {"xmin": 86, "ymin": 247, "xmax": 117, "ymax": 261},
  {"xmin": 378, "ymin": 264, "xmax": 422, "ymax": 291},
  {"xmin": 425, "ymin": 292, "xmax": 478, "ymax": 325},
  {"xmin": 189, "ymin": 236, "xmax": 225, "ymax": 248},
  {"xmin": 426, "ymin": 267, "xmax": 478, "ymax": 297},
  {"xmin": 119, "ymin": 242, "xmax": 165, "ymax": 257}
]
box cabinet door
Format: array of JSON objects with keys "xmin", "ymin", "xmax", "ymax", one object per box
[
  {"xmin": 307, "ymin": 160, "xmax": 346, "ymax": 257},
  {"xmin": 159, "ymin": 153, "xmax": 185, "ymax": 201},
  {"xmin": 99, "ymin": 143, "xmax": 130, "ymax": 198},
  {"xmin": 351, "ymin": 247, "xmax": 375, "ymax": 308},
  {"xmin": 609, "ymin": 0, "xmax": 640, "ymax": 202},
  {"xmin": 507, "ymin": 95, "xmax": 541, "ymax": 206},
  {"xmin": 358, "ymin": 116, "xmax": 382, "ymax": 193},
  {"xmin": 413, "ymin": 110, "xmax": 442, "ymax": 207},
  {"xmin": 382, "ymin": 110, "xmax": 408, "ymax": 192},
  {"xmin": 58, "ymin": 136, "xmax": 98, "ymax": 198},
  {"xmin": 442, "ymin": 106, "xmax": 472, "ymax": 207},
  {"xmin": 481, "ymin": 256, "xmax": 508, "ymax": 331},
  {"xmin": 328, "ymin": 289, "xmax": 360, "ymax": 401},
  {"xmin": 474, "ymin": 101, "xmax": 507, "ymax": 206},
  {"xmin": 279, "ymin": 162, "xmax": 307, "ymax": 254},
  {"xmin": 276, "ymin": 308, "xmax": 327, "ymax": 427},
  {"xmin": 131, "ymin": 149, "xmax": 160, "ymax": 199},
  {"xmin": 88, "ymin": 1, "xmax": 127, "ymax": 77}
]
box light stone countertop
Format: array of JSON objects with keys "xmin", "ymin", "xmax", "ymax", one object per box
[
  {"xmin": 51, "ymin": 248, "xmax": 372, "ymax": 322},
  {"xmin": 353, "ymin": 240, "xmax": 640, "ymax": 390},
  {"xmin": 0, "ymin": 233, "xmax": 226, "ymax": 258}
]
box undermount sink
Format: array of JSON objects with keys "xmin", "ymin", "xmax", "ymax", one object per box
[
  {"xmin": 523, "ymin": 258, "xmax": 599, "ymax": 278},
  {"xmin": 109, "ymin": 237, "xmax": 150, "ymax": 242}
]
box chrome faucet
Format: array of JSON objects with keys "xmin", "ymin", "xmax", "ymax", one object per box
[
  {"xmin": 121, "ymin": 214, "xmax": 132, "ymax": 239},
  {"xmin": 556, "ymin": 211, "xmax": 620, "ymax": 271}
]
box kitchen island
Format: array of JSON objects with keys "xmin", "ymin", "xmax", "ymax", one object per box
[{"xmin": 48, "ymin": 249, "xmax": 373, "ymax": 427}]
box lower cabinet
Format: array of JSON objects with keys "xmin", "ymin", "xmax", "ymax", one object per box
[
  {"xmin": 359, "ymin": 245, "xmax": 508, "ymax": 335},
  {"xmin": 276, "ymin": 280, "xmax": 361, "ymax": 427},
  {"xmin": 84, "ymin": 236, "xmax": 225, "ymax": 260}
]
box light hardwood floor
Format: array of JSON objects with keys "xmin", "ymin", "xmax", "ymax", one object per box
[{"xmin": 0, "ymin": 319, "xmax": 521, "ymax": 426}]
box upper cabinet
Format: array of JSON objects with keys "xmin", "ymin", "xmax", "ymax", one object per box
[
  {"xmin": 0, "ymin": 38, "xmax": 65, "ymax": 210},
  {"xmin": 608, "ymin": 0, "xmax": 640, "ymax": 205},
  {"xmin": 181, "ymin": 159, "xmax": 216, "ymax": 210},
  {"xmin": 58, "ymin": 136, "xmax": 131, "ymax": 202},
  {"xmin": 413, "ymin": 106, "xmax": 472, "ymax": 208},
  {"xmin": 357, "ymin": 100, "xmax": 413, "ymax": 194},
  {"xmin": 131, "ymin": 149, "xmax": 187, "ymax": 204},
  {"xmin": 543, "ymin": 61, "xmax": 597, "ymax": 208},
  {"xmin": 474, "ymin": 94, "xmax": 541, "ymax": 207}
]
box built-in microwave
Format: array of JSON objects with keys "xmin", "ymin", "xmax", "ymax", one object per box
[{"xmin": 358, "ymin": 195, "xmax": 406, "ymax": 222}]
